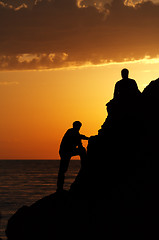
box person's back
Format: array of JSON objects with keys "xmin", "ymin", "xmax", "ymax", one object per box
[{"xmin": 59, "ymin": 127, "xmax": 83, "ymax": 155}]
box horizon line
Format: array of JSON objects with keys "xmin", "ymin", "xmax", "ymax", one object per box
[{"xmin": 0, "ymin": 158, "xmax": 80, "ymax": 160}]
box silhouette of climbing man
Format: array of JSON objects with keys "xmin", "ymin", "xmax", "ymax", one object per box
[
  {"xmin": 57, "ymin": 121, "xmax": 89, "ymax": 192},
  {"xmin": 114, "ymin": 68, "xmax": 140, "ymax": 100}
]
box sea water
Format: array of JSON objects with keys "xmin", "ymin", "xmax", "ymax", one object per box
[{"xmin": 0, "ymin": 160, "xmax": 81, "ymax": 239}]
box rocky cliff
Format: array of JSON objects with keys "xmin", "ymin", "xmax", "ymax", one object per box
[{"xmin": 6, "ymin": 79, "xmax": 159, "ymax": 240}]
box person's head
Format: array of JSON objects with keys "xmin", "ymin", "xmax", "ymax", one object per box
[
  {"xmin": 73, "ymin": 121, "xmax": 82, "ymax": 131},
  {"xmin": 121, "ymin": 68, "xmax": 129, "ymax": 79}
]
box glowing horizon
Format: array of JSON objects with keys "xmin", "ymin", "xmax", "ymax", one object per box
[{"xmin": 0, "ymin": 56, "xmax": 159, "ymax": 160}]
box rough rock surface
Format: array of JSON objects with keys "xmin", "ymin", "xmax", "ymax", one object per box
[{"xmin": 6, "ymin": 79, "xmax": 159, "ymax": 240}]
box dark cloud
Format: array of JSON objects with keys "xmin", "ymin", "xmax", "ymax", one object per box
[
  {"xmin": 0, "ymin": 0, "xmax": 159, "ymax": 70},
  {"xmin": 0, "ymin": 0, "xmax": 35, "ymax": 9}
]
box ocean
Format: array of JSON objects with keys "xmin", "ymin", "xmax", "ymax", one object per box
[{"xmin": 0, "ymin": 160, "xmax": 81, "ymax": 240}]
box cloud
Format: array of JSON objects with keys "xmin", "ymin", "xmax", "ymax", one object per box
[
  {"xmin": 0, "ymin": 0, "xmax": 159, "ymax": 70},
  {"xmin": 0, "ymin": 81, "xmax": 19, "ymax": 85},
  {"xmin": 2, "ymin": 0, "xmax": 159, "ymax": 9},
  {"xmin": 0, "ymin": 0, "xmax": 34, "ymax": 9},
  {"xmin": 77, "ymin": 0, "xmax": 112, "ymax": 11}
]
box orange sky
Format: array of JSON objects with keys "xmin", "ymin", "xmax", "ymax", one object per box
[
  {"xmin": 0, "ymin": 58, "xmax": 159, "ymax": 159},
  {"xmin": 1, "ymin": 0, "xmax": 159, "ymax": 159}
]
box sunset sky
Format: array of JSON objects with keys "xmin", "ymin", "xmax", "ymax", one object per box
[{"xmin": 0, "ymin": 0, "xmax": 159, "ymax": 159}]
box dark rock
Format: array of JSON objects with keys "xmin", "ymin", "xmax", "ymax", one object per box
[
  {"xmin": 6, "ymin": 79, "xmax": 159, "ymax": 240},
  {"xmin": 6, "ymin": 190, "xmax": 92, "ymax": 240}
]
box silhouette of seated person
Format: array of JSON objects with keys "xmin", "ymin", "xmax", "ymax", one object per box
[
  {"xmin": 114, "ymin": 68, "xmax": 140, "ymax": 101},
  {"xmin": 101, "ymin": 69, "xmax": 141, "ymax": 133},
  {"xmin": 57, "ymin": 121, "xmax": 89, "ymax": 192}
]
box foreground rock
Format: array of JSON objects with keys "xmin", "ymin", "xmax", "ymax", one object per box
[
  {"xmin": 6, "ymin": 79, "xmax": 159, "ymax": 240},
  {"xmin": 6, "ymin": 190, "xmax": 91, "ymax": 240}
]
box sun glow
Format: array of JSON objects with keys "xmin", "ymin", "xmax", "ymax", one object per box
[{"xmin": 0, "ymin": 57, "xmax": 159, "ymax": 159}]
